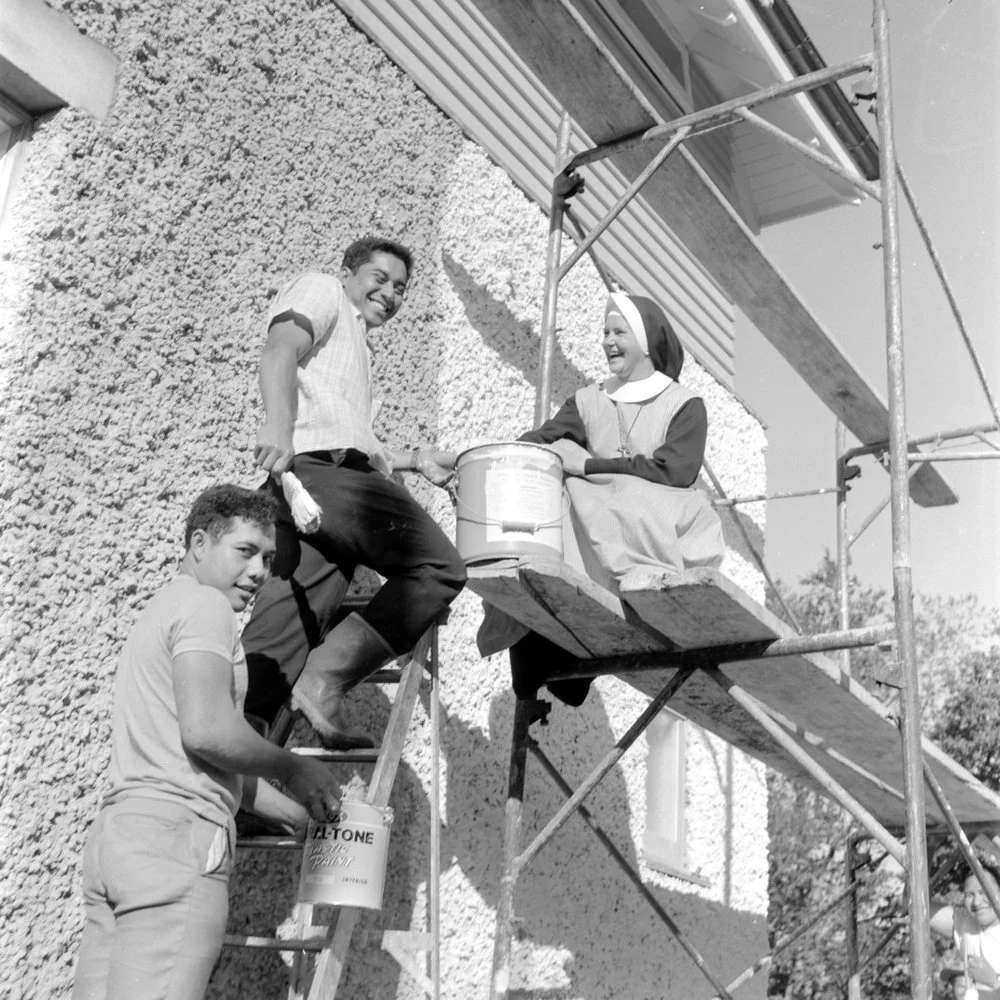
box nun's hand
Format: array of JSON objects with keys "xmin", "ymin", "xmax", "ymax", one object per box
[
  {"xmin": 545, "ymin": 440, "xmax": 590, "ymax": 477},
  {"xmin": 559, "ymin": 451, "xmax": 588, "ymax": 476}
]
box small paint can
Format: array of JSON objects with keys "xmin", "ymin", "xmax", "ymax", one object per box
[{"xmin": 298, "ymin": 799, "xmax": 394, "ymax": 910}]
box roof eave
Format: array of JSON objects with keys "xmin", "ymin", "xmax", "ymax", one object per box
[{"xmin": 749, "ymin": 0, "xmax": 880, "ymax": 180}]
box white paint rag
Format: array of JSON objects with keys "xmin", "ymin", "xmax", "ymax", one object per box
[{"xmin": 280, "ymin": 472, "xmax": 322, "ymax": 534}]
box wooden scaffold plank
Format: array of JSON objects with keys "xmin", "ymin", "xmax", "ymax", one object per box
[
  {"xmin": 470, "ymin": 557, "xmax": 1000, "ymax": 831},
  {"xmin": 619, "ymin": 567, "xmax": 780, "ymax": 648}
]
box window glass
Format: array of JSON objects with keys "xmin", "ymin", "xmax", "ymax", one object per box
[
  {"xmin": 0, "ymin": 97, "xmax": 32, "ymax": 239},
  {"xmin": 644, "ymin": 708, "xmax": 688, "ymax": 875}
]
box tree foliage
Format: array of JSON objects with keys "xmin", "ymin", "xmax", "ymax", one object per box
[
  {"xmin": 931, "ymin": 650, "xmax": 1000, "ymax": 793},
  {"xmin": 765, "ymin": 554, "xmax": 1000, "ymax": 999}
]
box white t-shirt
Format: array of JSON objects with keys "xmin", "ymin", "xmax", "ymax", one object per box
[
  {"xmin": 103, "ymin": 575, "xmax": 247, "ymax": 829},
  {"xmin": 954, "ymin": 908, "xmax": 1000, "ymax": 998}
]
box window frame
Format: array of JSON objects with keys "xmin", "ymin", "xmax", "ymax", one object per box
[
  {"xmin": 0, "ymin": 94, "xmax": 33, "ymax": 240},
  {"xmin": 643, "ymin": 706, "xmax": 710, "ymax": 886},
  {"xmin": 585, "ymin": 0, "xmax": 694, "ymax": 114}
]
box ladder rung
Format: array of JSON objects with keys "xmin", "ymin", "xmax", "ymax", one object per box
[
  {"xmin": 367, "ymin": 667, "xmax": 403, "ymax": 683},
  {"xmin": 236, "ymin": 835, "xmax": 303, "ymax": 850},
  {"xmin": 224, "ymin": 933, "xmax": 327, "ymax": 953},
  {"xmin": 290, "ymin": 746, "xmax": 381, "ymax": 763},
  {"xmin": 339, "ymin": 595, "xmax": 375, "ymax": 610}
]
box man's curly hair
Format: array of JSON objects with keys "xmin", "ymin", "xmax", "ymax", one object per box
[{"xmin": 184, "ymin": 484, "xmax": 278, "ymax": 548}]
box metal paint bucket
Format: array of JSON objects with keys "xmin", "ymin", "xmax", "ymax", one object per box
[
  {"xmin": 297, "ymin": 800, "xmax": 394, "ymax": 910},
  {"xmin": 454, "ymin": 443, "xmax": 564, "ymax": 564}
]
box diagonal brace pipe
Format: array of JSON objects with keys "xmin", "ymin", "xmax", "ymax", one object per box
[
  {"xmin": 515, "ymin": 668, "xmax": 695, "ymax": 872},
  {"xmin": 707, "ymin": 668, "xmax": 906, "ymax": 866},
  {"xmin": 528, "ymin": 739, "xmax": 734, "ymax": 1000}
]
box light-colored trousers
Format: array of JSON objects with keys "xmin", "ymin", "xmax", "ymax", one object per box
[{"xmin": 72, "ymin": 798, "xmax": 232, "ymax": 1000}]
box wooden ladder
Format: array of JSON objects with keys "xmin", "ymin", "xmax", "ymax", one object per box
[{"xmin": 224, "ymin": 624, "xmax": 442, "ymax": 1000}]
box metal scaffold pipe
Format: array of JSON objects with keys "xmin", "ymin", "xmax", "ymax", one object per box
[
  {"xmin": 836, "ymin": 421, "xmax": 852, "ymax": 676},
  {"xmin": 564, "ymin": 207, "xmax": 616, "ymax": 292},
  {"xmin": 565, "ymin": 55, "xmax": 873, "ymax": 171},
  {"xmin": 736, "ymin": 106, "xmax": 882, "ymax": 202},
  {"xmin": 709, "ymin": 670, "xmax": 906, "ymax": 867},
  {"xmin": 557, "ymin": 126, "xmax": 691, "ymax": 281},
  {"xmin": 846, "ymin": 837, "xmax": 862, "ymax": 1000},
  {"xmin": 848, "ymin": 464, "xmax": 922, "ymax": 548},
  {"xmin": 873, "ymin": 2, "xmax": 933, "ymax": 997},
  {"xmin": 922, "ymin": 761, "xmax": 1000, "ymax": 927},
  {"xmin": 528, "ymin": 740, "xmax": 734, "ymax": 1000},
  {"xmin": 842, "ymin": 420, "xmax": 999, "ymax": 461},
  {"xmin": 854, "ymin": 847, "xmax": 967, "ymax": 980},
  {"xmin": 717, "ymin": 873, "xmax": 866, "ymax": 998},
  {"xmin": 540, "ymin": 623, "xmax": 895, "ymax": 683},
  {"xmin": 906, "ymin": 451, "xmax": 1000, "ymax": 463},
  {"xmin": 712, "ymin": 485, "xmax": 841, "ymax": 506},
  {"xmin": 535, "ymin": 113, "xmax": 572, "ymax": 426},
  {"xmin": 515, "ymin": 668, "xmax": 695, "ymax": 872},
  {"xmin": 896, "ymin": 164, "xmax": 1000, "ymax": 429},
  {"xmin": 702, "ymin": 457, "xmax": 802, "ymax": 631}
]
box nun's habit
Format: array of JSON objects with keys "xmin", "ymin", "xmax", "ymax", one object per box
[{"xmin": 480, "ymin": 293, "xmax": 724, "ymax": 705}]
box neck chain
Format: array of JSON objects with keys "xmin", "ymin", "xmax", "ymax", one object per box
[{"xmin": 615, "ymin": 402, "xmax": 646, "ymax": 458}]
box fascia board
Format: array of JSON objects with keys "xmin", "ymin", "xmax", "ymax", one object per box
[
  {"xmin": 728, "ymin": 0, "xmax": 865, "ymax": 181},
  {"xmin": 0, "ymin": 0, "xmax": 119, "ymax": 119}
]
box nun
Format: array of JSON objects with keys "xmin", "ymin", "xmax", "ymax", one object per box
[{"xmin": 482, "ymin": 291, "xmax": 725, "ymax": 705}]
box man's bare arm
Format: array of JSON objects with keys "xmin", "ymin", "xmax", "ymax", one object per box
[
  {"xmin": 173, "ymin": 650, "xmax": 339, "ymax": 821},
  {"xmin": 241, "ymin": 776, "xmax": 309, "ymax": 835},
  {"xmin": 255, "ymin": 319, "xmax": 313, "ymax": 476},
  {"xmin": 386, "ymin": 447, "xmax": 457, "ymax": 486}
]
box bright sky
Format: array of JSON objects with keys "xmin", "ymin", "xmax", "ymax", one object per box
[{"xmin": 735, "ymin": 0, "xmax": 999, "ymax": 605}]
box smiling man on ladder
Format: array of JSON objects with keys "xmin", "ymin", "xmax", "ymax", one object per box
[{"xmin": 243, "ymin": 236, "xmax": 466, "ymax": 750}]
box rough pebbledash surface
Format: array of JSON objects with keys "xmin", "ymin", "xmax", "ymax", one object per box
[{"xmin": 0, "ymin": 2, "xmax": 768, "ymax": 998}]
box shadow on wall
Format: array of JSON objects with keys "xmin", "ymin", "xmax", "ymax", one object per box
[
  {"xmin": 431, "ymin": 679, "xmax": 638, "ymax": 993},
  {"xmin": 429, "ymin": 677, "xmax": 756, "ymax": 997},
  {"xmin": 442, "ymin": 250, "xmax": 586, "ymax": 412}
]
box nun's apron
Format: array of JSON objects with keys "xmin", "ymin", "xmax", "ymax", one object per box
[
  {"xmin": 561, "ymin": 381, "xmax": 724, "ymax": 591},
  {"xmin": 477, "ymin": 381, "xmax": 724, "ymax": 656}
]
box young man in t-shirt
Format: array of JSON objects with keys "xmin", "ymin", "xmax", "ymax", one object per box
[
  {"xmin": 243, "ymin": 237, "xmax": 466, "ymax": 749},
  {"xmin": 72, "ymin": 484, "xmax": 341, "ymax": 1000}
]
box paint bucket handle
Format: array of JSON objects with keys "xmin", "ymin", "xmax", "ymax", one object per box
[{"xmin": 454, "ymin": 494, "xmax": 568, "ymax": 533}]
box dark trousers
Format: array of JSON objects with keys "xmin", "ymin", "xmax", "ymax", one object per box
[
  {"xmin": 509, "ymin": 631, "xmax": 592, "ymax": 708},
  {"xmin": 243, "ymin": 450, "xmax": 466, "ymax": 723}
]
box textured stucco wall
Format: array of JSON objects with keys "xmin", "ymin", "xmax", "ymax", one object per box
[{"xmin": 0, "ymin": 2, "xmax": 768, "ymax": 998}]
